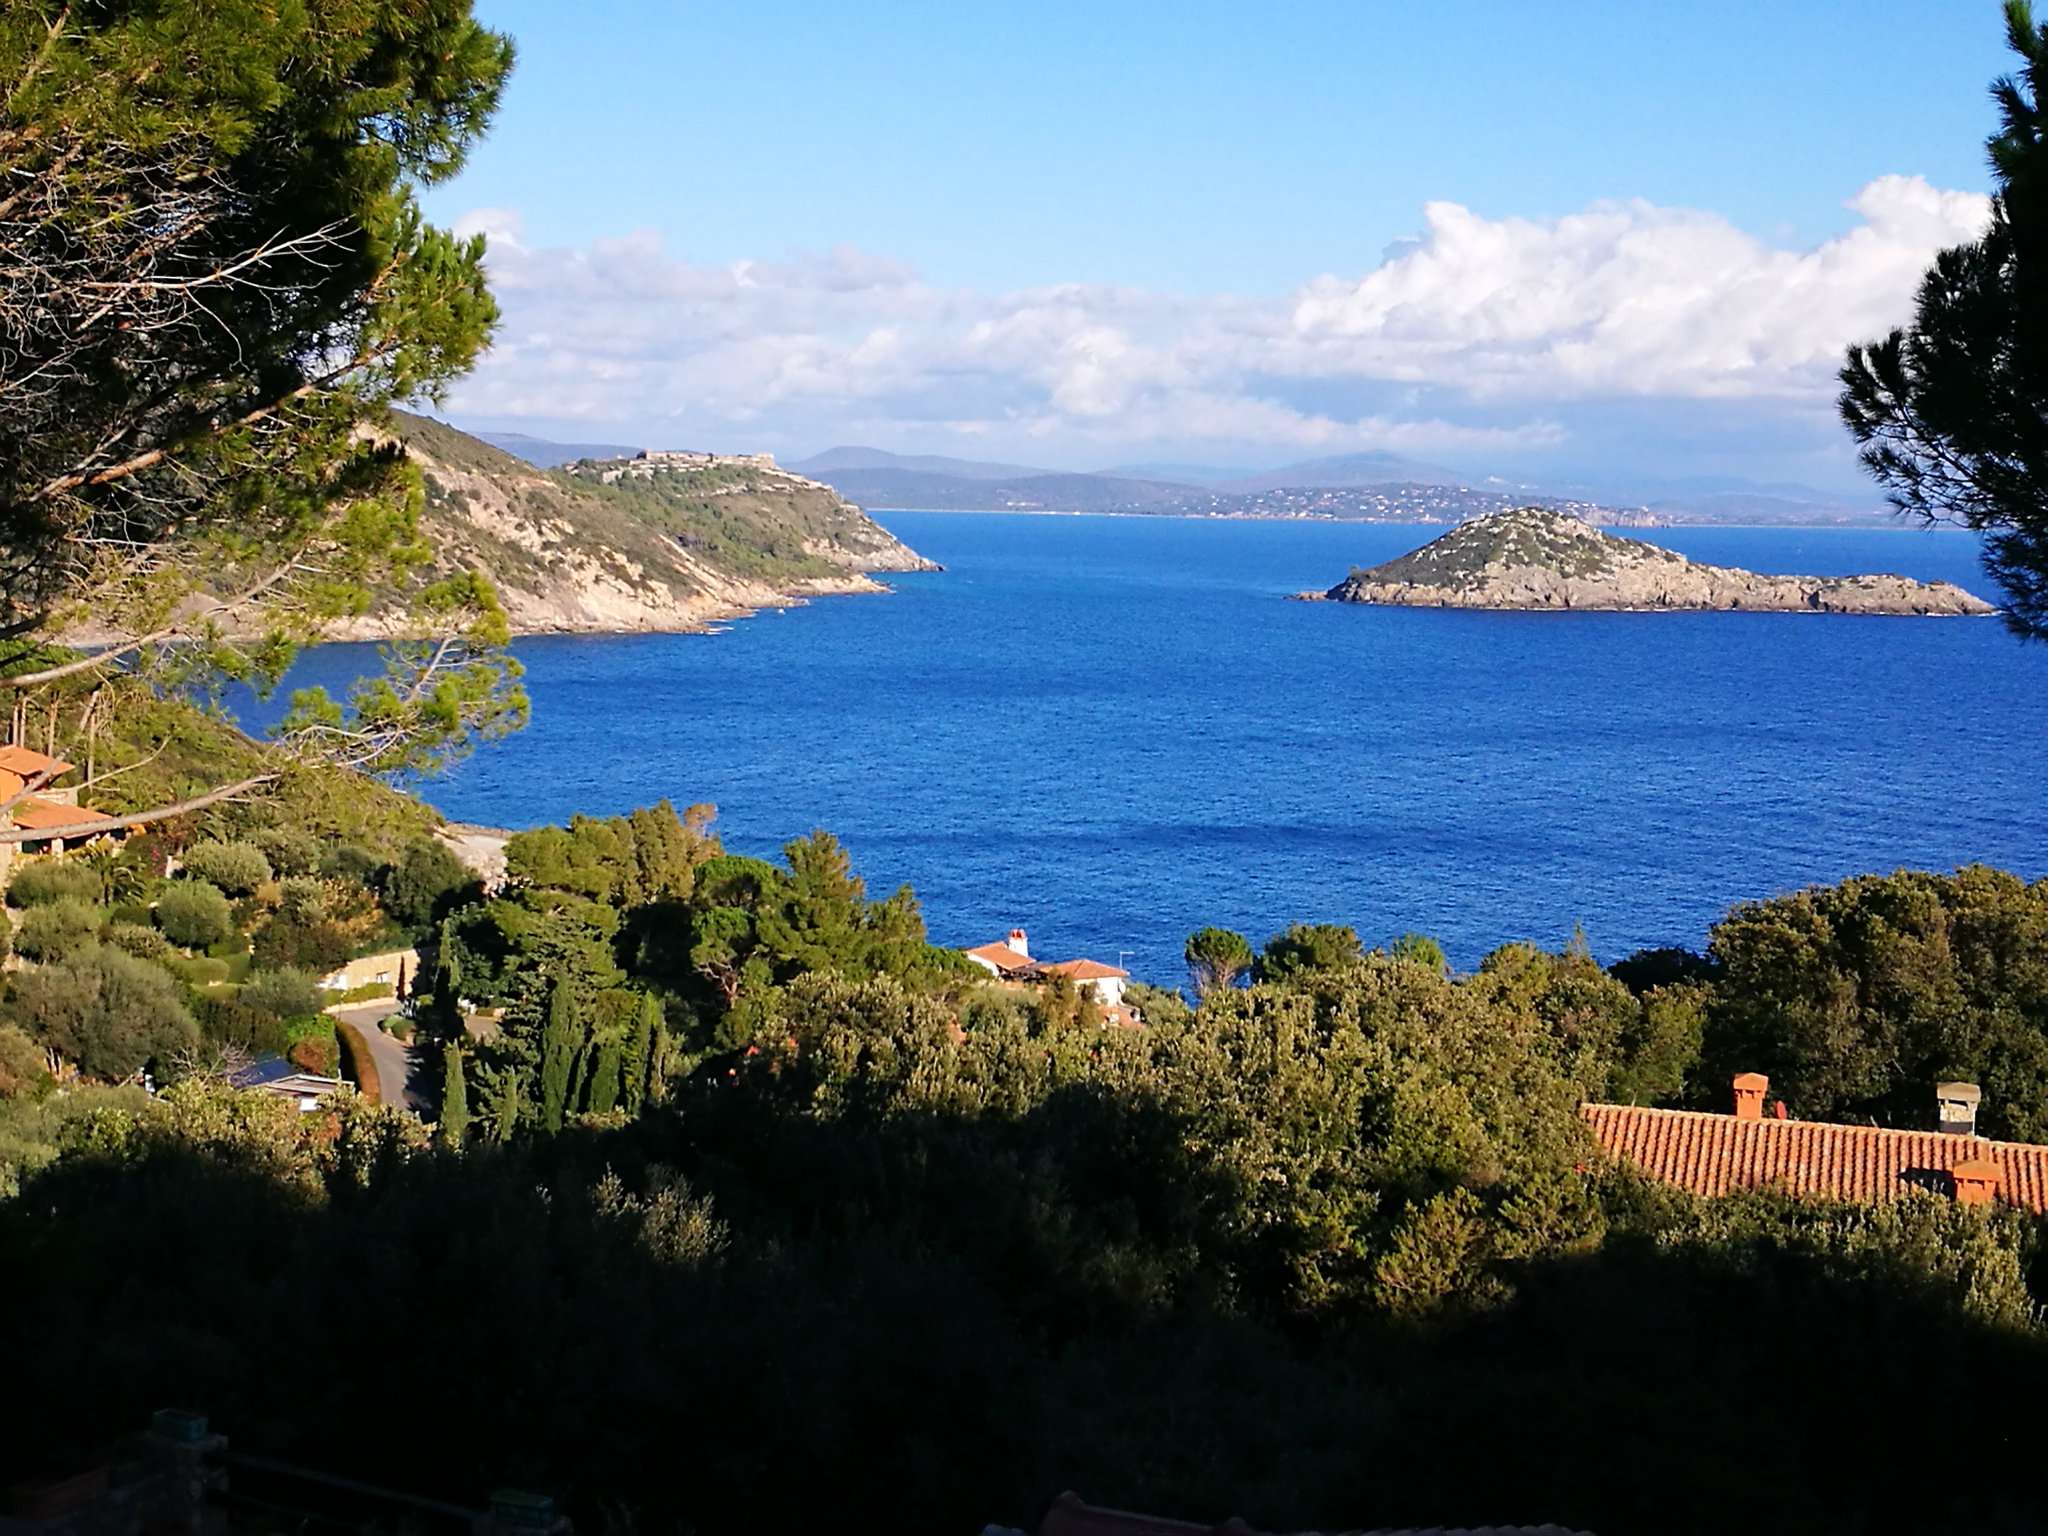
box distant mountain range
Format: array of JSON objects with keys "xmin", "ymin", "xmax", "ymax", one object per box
[
  {"xmin": 476, "ymin": 429, "xmax": 642, "ymax": 467},
  {"xmin": 470, "ymin": 432, "xmax": 1896, "ymax": 527}
]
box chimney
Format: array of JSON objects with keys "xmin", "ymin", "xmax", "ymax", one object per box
[
  {"xmin": 1007, "ymin": 927, "xmax": 1029, "ymax": 959},
  {"xmin": 1936, "ymin": 1081, "xmax": 1982, "ymax": 1137},
  {"xmin": 1732, "ymin": 1072, "xmax": 1769, "ymax": 1121},
  {"xmin": 1950, "ymin": 1157, "xmax": 2002, "ymax": 1208}
]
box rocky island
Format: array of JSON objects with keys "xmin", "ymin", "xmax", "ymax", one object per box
[{"xmin": 1301, "ymin": 507, "xmax": 1996, "ymax": 616}]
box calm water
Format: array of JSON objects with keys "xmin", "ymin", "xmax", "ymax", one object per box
[{"xmin": 278, "ymin": 514, "xmax": 2047, "ymax": 979}]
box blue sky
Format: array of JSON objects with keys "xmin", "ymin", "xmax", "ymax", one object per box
[{"xmin": 425, "ymin": 2, "xmax": 2011, "ymax": 494}]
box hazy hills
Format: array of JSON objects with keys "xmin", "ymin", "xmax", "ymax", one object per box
[{"xmin": 470, "ymin": 431, "xmax": 1893, "ymax": 527}]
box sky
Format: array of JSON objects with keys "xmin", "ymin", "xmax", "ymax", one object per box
[{"xmin": 424, "ymin": 1, "xmax": 2011, "ymax": 496}]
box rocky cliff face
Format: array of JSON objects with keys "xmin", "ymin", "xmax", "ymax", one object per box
[
  {"xmin": 351, "ymin": 415, "xmax": 938, "ymax": 638},
  {"xmin": 1305, "ymin": 508, "xmax": 1995, "ymax": 616}
]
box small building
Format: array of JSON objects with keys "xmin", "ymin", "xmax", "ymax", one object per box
[
  {"xmin": 965, "ymin": 927, "xmax": 1038, "ymax": 980},
  {"xmin": 1581, "ymin": 1072, "xmax": 2048, "ymax": 1211},
  {"xmin": 0, "ymin": 745, "xmax": 123, "ymax": 882},
  {"xmin": 231, "ymin": 1057, "xmax": 344, "ymax": 1113},
  {"xmin": 1038, "ymin": 957, "xmax": 1130, "ymax": 1010},
  {"xmin": 962, "ymin": 926, "xmax": 1141, "ymax": 1024},
  {"xmin": 317, "ymin": 947, "xmax": 418, "ymax": 997}
]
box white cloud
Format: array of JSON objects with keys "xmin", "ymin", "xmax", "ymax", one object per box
[
  {"xmin": 440, "ymin": 175, "xmax": 1988, "ymax": 461},
  {"xmin": 1290, "ymin": 175, "xmax": 1990, "ymax": 400}
]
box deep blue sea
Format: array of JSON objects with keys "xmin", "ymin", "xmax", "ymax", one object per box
[{"xmin": 276, "ymin": 514, "xmax": 2048, "ymax": 980}]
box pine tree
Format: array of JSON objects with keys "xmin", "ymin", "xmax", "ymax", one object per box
[
  {"xmin": 622, "ymin": 993, "xmax": 659, "ymax": 1118},
  {"xmin": 540, "ymin": 978, "xmax": 579, "ymax": 1133},
  {"xmin": 440, "ymin": 1042, "xmax": 471, "ymax": 1145}
]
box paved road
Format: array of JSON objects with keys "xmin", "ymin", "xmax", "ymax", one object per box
[{"xmin": 332, "ymin": 1002, "xmax": 426, "ymax": 1112}]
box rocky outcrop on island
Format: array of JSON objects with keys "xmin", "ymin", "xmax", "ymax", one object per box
[{"xmin": 1302, "ymin": 507, "xmax": 1996, "ymax": 616}]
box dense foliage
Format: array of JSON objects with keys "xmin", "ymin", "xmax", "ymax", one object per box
[{"xmin": 1840, "ymin": 0, "xmax": 2048, "ymax": 637}]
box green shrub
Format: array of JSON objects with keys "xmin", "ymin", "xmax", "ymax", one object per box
[
  {"xmin": 380, "ymin": 840, "xmax": 478, "ymax": 937},
  {"xmin": 156, "ymin": 881, "xmax": 232, "ymax": 950},
  {"xmin": 239, "ymin": 967, "xmax": 324, "ymax": 1022},
  {"xmin": 330, "ymin": 981, "xmax": 394, "ymax": 1005},
  {"xmin": 0, "ymin": 905, "xmax": 10, "ymax": 962},
  {"xmin": 7, "ymin": 860, "xmax": 99, "ymax": 909},
  {"xmin": 255, "ymin": 916, "xmax": 354, "ymax": 975},
  {"xmin": 194, "ymin": 995, "xmax": 288, "ymax": 1059},
  {"xmin": 319, "ymin": 844, "xmax": 383, "ymax": 885},
  {"xmin": 335, "ymin": 1020, "xmax": 381, "ymax": 1101},
  {"xmin": 13, "ymin": 899, "xmax": 101, "ymax": 964},
  {"xmin": 0, "ymin": 1024, "xmax": 48, "ymax": 1100},
  {"xmin": 167, "ymin": 954, "xmax": 232, "ymax": 987},
  {"xmin": 5, "ymin": 943, "xmax": 198, "ymax": 1080},
  {"xmin": 180, "ymin": 841, "xmax": 272, "ymax": 897},
  {"xmin": 250, "ymin": 827, "xmax": 322, "ymax": 877},
  {"xmin": 103, "ymin": 922, "xmax": 173, "ymax": 962}
]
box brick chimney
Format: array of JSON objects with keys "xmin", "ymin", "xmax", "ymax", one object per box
[
  {"xmin": 1007, "ymin": 927, "xmax": 1029, "ymax": 959},
  {"xmin": 1950, "ymin": 1157, "xmax": 2002, "ymax": 1207},
  {"xmin": 1732, "ymin": 1071, "xmax": 1769, "ymax": 1121},
  {"xmin": 1936, "ymin": 1081, "xmax": 1982, "ymax": 1137}
]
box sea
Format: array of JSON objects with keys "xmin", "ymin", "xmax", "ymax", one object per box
[{"xmin": 270, "ymin": 513, "xmax": 2048, "ymax": 980}]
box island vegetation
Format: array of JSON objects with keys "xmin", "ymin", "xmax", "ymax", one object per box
[{"xmin": 1307, "ymin": 507, "xmax": 1997, "ymax": 615}]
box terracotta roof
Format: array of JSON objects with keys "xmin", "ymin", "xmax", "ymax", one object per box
[
  {"xmin": 1581, "ymin": 1102, "xmax": 2048, "ymax": 1212},
  {"xmin": 965, "ymin": 942, "xmax": 1038, "ymax": 975},
  {"xmin": 1042, "ymin": 957, "xmax": 1129, "ymax": 981},
  {"xmin": 0, "ymin": 745, "xmax": 72, "ymax": 780},
  {"xmin": 5, "ymin": 796, "xmax": 106, "ymax": 832},
  {"xmin": 1032, "ymin": 1493, "xmax": 1589, "ymax": 1536}
]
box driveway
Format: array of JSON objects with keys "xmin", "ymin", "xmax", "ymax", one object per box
[{"xmin": 331, "ymin": 1002, "xmax": 427, "ymax": 1112}]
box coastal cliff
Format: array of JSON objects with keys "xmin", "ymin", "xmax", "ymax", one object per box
[
  {"xmin": 359, "ymin": 415, "xmax": 937, "ymax": 637},
  {"xmin": 1302, "ymin": 507, "xmax": 1995, "ymax": 616}
]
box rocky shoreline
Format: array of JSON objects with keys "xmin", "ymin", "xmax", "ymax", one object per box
[{"xmin": 1301, "ymin": 507, "xmax": 1996, "ymax": 617}]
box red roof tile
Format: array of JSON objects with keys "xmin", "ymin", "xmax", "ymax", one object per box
[
  {"xmin": 0, "ymin": 745, "xmax": 72, "ymax": 780},
  {"xmin": 1042, "ymin": 958, "xmax": 1129, "ymax": 981},
  {"xmin": 965, "ymin": 942, "xmax": 1037, "ymax": 975},
  {"xmin": 1581, "ymin": 1102, "xmax": 2048, "ymax": 1212},
  {"xmin": 6, "ymin": 796, "xmax": 106, "ymax": 832}
]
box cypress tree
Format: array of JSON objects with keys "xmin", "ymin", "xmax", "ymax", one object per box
[
  {"xmin": 440, "ymin": 1042, "xmax": 471, "ymax": 1145},
  {"xmin": 589, "ymin": 1040, "xmax": 622, "ymax": 1115},
  {"xmin": 491, "ymin": 1068, "xmax": 521, "ymax": 1143},
  {"xmin": 622, "ymin": 992, "xmax": 658, "ymax": 1117},
  {"xmin": 540, "ymin": 978, "xmax": 579, "ymax": 1133}
]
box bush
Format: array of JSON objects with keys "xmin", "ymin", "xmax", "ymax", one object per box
[
  {"xmin": 13, "ymin": 899, "xmax": 101, "ymax": 964},
  {"xmin": 167, "ymin": 955, "xmax": 231, "ymax": 987},
  {"xmin": 156, "ymin": 881, "xmax": 233, "ymax": 950},
  {"xmin": 254, "ymin": 918, "xmax": 354, "ymax": 975},
  {"xmin": 335, "ymin": 1020, "xmax": 381, "ymax": 1102},
  {"xmin": 239, "ymin": 967, "xmax": 324, "ymax": 1023},
  {"xmin": 319, "ymin": 843, "xmax": 383, "ymax": 885},
  {"xmin": 6, "ymin": 943, "xmax": 198, "ymax": 1080},
  {"xmin": 380, "ymin": 840, "xmax": 478, "ymax": 937},
  {"xmin": 0, "ymin": 905, "xmax": 9, "ymax": 962},
  {"xmin": 179, "ymin": 841, "xmax": 272, "ymax": 897},
  {"xmin": 103, "ymin": 922, "xmax": 173, "ymax": 962},
  {"xmin": 288, "ymin": 1030, "xmax": 339, "ymax": 1076},
  {"xmin": 249, "ymin": 827, "xmax": 322, "ymax": 877},
  {"xmin": 194, "ymin": 995, "xmax": 288, "ymax": 1059},
  {"xmin": 7, "ymin": 860, "xmax": 99, "ymax": 909},
  {"xmin": 0, "ymin": 1025, "xmax": 47, "ymax": 1100}
]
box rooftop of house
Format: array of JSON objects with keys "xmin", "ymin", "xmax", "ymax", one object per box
[
  {"xmin": 5, "ymin": 796, "xmax": 95, "ymax": 831},
  {"xmin": 1582, "ymin": 1077, "xmax": 2048, "ymax": 1212},
  {"xmin": 0, "ymin": 745, "xmax": 73, "ymax": 780},
  {"xmin": 965, "ymin": 941, "xmax": 1037, "ymax": 974},
  {"xmin": 1039, "ymin": 958, "xmax": 1129, "ymax": 981}
]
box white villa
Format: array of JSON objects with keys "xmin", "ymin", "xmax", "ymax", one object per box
[{"xmin": 962, "ymin": 926, "xmax": 1139, "ymax": 1026}]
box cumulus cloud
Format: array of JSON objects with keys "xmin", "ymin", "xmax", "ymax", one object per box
[
  {"xmin": 1290, "ymin": 175, "xmax": 1990, "ymax": 400},
  {"xmin": 438, "ymin": 176, "xmax": 1988, "ymax": 459}
]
